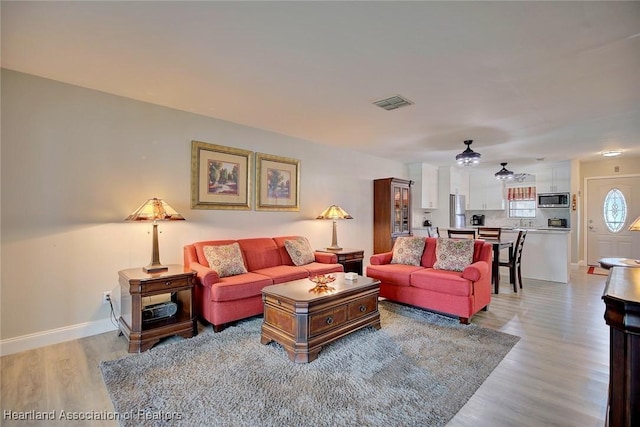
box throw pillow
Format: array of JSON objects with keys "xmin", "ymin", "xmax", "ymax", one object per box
[
  {"xmin": 203, "ymin": 243, "xmax": 248, "ymax": 278},
  {"xmin": 391, "ymin": 236, "xmax": 426, "ymax": 266},
  {"xmin": 433, "ymin": 238, "xmax": 475, "ymax": 272},
  {"xmin": 284, "ymin": 237, "xmax": 316, "ymax": 266}
]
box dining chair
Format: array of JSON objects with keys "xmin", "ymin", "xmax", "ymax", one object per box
[
  {"xmin": 426, "ymin": 227, "xmax": 439, "ymax": 238},
  {"xmin": 447, "ymin": 229, "xmax": 476, "ymax": 239},
  {"xmin": 499, "ymin": 230, "xmax": 527, "ymax": 292},
  {"xmin": 477, "ymin": 227, "xmax": 502, "ymax": 240}
]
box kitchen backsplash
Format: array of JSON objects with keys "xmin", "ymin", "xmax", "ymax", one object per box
[{"xmin": 464, "ymin": 209, "xmax": 571, "ymax": 228}]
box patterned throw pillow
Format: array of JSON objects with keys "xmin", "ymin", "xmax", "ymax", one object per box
[
  {"xmin": 203, "ymin": 242, "xmax": 248, "ymax": 278},
  {"xmin": 391, "ymin": 236, "xmax": 426, "ymax": 266},
  {"xmin": 433, "ymin": 238, "xmax": 475, "ymax": 272},
  {"xmin": 284, "ymin": 237, "xmax": 316, "ymax": 266}
]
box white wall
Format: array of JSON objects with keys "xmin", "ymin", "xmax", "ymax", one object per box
[{"xmin": 0, "ymin": 69, "xmax": 407, "ymax": 352}]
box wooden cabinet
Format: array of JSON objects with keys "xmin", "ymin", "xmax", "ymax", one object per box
[
  {"xmin": 373, "ymin": 178, "xmax": 413, "ymax": 253},
  {"xmin": 469, "ymin": 170, "xmax": 505, "ymax": 210},
  {"xmin": 602, "ymin": 267, "xmax": 640, "ymax": 426},
  {"xmin": 316, "ymin": 248, "xmax": 364, "ymax": 275},
  {"xmin": 118, "ymin": 265, "xmax": 196, "ymax": 353}
]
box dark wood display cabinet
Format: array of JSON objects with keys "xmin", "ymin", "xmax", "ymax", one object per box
[
  {"xmin": 118, "ymin": 265, "xmax": 196, "ymax": 353},
  {"xmin": 602, "ymin": 267, "xmax": 640, "ymax": 427},
  {"xmin": 373, "ymin": 177, "xmax": 413, "ymax": 254}
]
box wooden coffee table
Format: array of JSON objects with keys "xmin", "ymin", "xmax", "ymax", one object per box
[{"xmin": 260, "ymin": 273, "xmax": 381, "ymax": 363}]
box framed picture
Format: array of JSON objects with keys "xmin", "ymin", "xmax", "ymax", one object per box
[
  {"xmin": 255, "ymin": 153, "xmax": 300, "ymax": 211},
  {"xmin": 191, "ymin": 140, "xmax": 252, "ymax": 210}
]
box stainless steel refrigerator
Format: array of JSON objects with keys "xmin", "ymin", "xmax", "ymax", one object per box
[{"xmin": 449, "ymin": 194, "xmax": 466, "ymax": 228}]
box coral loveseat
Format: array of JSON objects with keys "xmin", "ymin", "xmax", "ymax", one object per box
[
  {"xmin": 184, "ymin": 236, "xmax": 343, "ymax": 331},
  {"xmin": 366, "ymin": 237, "xmax": 492, "ymax": 324}
]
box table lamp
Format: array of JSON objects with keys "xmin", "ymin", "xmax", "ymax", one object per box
[
  {"xmin": 629, "ymin": 215, "xmax": 640, "ymax": 264},
  {"xmin": 316, "ymin": 205, "xmax": 353, "ymax": 251},
  {"xmin": 126, "ymin": 198, "xmax": 185, "ymax": 273}
]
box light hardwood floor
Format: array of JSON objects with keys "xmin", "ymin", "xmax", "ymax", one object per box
[{"xmin": 1, "ymin": 267, "xmax": 611, "ymax": 426}]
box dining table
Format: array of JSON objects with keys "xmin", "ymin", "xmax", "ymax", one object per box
[{"xmin": 481, "ymin": 238, "xmax": 515, "ymax": 294}]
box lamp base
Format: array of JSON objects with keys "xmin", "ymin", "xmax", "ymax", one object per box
[
  {"xmin": 325, "ymin": 245, "xmax": 342, "ymax": 251},
  {"xmin": 143, "ymin": 264, "xmax": 168, "ymax": 273}
]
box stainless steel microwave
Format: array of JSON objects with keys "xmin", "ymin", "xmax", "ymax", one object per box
[{"xmin": 538, "ymin": 193, "xmax": 570, "ymax": 208}]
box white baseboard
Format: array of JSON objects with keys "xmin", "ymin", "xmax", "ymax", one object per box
[{"xmin": 0, "ymin": 318, "xmax": 119, "ymax": 356}]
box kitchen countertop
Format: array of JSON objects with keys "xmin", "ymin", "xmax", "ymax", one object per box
[{"xmin": 414, "ymin": 226, "xmax": 572, "ymax": 234}]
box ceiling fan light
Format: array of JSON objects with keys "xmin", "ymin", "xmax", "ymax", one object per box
[
  {"xmin": 495, "ymin": 162, "xmax": 515, "ymax": 180},
  {"xmin": 455, "ymin": 140, "xmax": 481, "ymax": 166}
]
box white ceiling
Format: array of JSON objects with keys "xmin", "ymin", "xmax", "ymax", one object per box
[{"xmin": 2, "ymin": 1, "xmax": 639, "ymax": 168}]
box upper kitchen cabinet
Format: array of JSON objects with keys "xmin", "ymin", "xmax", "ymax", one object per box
[
  {"xmin": 450, "ymin": 167, "xmax": 470, "ymax": 199},
  {"xmin": 408, "ymin": 163, "xmax": 439, "ymax": 209},
  {"xmin": 535, "ymin": 163, "xmax": 571, "ymax": 193},
  {"xmin": 468, "ymin": 169, "xmax": 505, "ymax": 210},
  {"xmin": 373, "ymin": 178, "xmax": 413, "ymax": 254}
]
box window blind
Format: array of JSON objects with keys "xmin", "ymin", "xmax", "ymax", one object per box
[{"xmin": 507, "ymin": 186, "xmax": 536, "ymax": 201}]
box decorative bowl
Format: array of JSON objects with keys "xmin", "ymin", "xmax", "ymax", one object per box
[{"xmin": 308, "ymin": 274, "xmax": 336, "ymax": 293}]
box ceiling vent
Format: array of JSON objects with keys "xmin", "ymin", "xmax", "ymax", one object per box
[{"xmin": 373, "ymin": 95, "xmax": 413, "ymax": 111}]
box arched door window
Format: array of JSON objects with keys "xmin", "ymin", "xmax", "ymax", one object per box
[{"xmin": 603, "ymin": 188, "xmax": 627, "ymax": 233}]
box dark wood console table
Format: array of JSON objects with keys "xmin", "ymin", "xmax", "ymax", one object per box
[{"xmin": 602, "ymin": 267, "xmax": 640, "ymax": 426}]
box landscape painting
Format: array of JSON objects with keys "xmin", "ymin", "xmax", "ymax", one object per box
[
  {"xmin": 208, "ymin": 160, "xmax": 240, "ymax": 195},
  {"xmin": 256, "ymin": 153, "xmax": 300, "ymax": 211},
  {"xmin": 191, "ymin": 141, "xmax": 252, "ymax": 210}
]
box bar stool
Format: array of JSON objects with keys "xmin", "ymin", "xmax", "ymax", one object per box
[
  {"xmin": 448, "ymin": 229, "xmax": 476, "ymax": 239},
  {"xmin": 478, "ymin": 227, "xmax": 502, "ymax": 240},
  {"xmin": 499, "ymin": 230, "xmax": 527, "ymax": 292}
]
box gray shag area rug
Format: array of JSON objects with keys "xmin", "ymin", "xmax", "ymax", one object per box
[{"xmin": 100, "ymin": 301, "xmax": 519, "ymax": 427}]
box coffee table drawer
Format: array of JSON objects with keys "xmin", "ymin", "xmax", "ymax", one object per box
[
  {"xmin": 348, "ymin": 295, "xmax": 378, "ymax": 320},
  {"xmin": 309, "ymin": 306, "xmax": 348, "ymax": 336},
  {"xmin": 264, "ymin": 294, "xmax": 295, "ymax": 312}
]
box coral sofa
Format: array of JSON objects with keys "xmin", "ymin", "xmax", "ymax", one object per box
[
  {"xmin": 366, "ymin": 237, "xmax": 492, "ymax": 324},
  {"xmin": 184, "ymin": 236, "xmax": 343, "ymax": 331}
]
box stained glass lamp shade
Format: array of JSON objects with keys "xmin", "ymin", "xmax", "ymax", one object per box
[{"xmin": 125, "ymin": 198, "xmax": 185, "ymax": 273}]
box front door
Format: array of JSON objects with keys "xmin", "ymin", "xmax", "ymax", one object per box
[{"xmin": 586, "ymin": 176, "xmax": 640, "ymax": 265}]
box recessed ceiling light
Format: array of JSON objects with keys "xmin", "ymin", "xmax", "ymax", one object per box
[{"xmin": 601, "ymin": 150, "xmax": 623, "ymax": 157}]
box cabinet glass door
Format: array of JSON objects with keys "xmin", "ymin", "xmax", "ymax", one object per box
[
  {"xmin": 394, "ymin": 187, "xmax": 402, "ymax": 233},
  {"xmin": 402, "ymin": 187, "xmax": 409, "ymax": 232}
]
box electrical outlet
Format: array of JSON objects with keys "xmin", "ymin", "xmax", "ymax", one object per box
[{"xmin": 103, "ymin": 291, "xmax": 112, "ymax": 305}]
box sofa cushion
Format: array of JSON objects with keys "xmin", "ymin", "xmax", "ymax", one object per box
[
  {"xmin": 410, "ymin": 268, "xmax": 474, "ymax": 297},
  {"xmin": 237, "ymin": 238, "xmax": 282, "ymax": 271},
  {"xmin": 391, "ymin": 236, "xmax": 426, "ymax": 266},
  {"xmin": 193, "ymin": 240, "xmax": 238, "ymax": 266},
  {"xmin": 284, "ymin": 237, "xmax": 315, "ymax": 266},
  {"xmin": 433, "ymin": 238, "xmax": 475, "ymax": 272},
  {"xmin": 252, "ymin": 265, "xmax": 310, "ymax": 284},
  {"xmin": 209, "ymin": 272, "xmax": 274, "ymax": 302},
  {"xmin": 366, "ymin": 264, "xmax": 424, "ymax": 287},
  {"xmin": 203, "ymin": 243, "xmax": 248, "ymax": 277}
]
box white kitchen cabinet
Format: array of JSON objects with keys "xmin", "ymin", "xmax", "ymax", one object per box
[
  {"xmin": 408, "ymin": 163, "xmax": 439, "ymax": 210},
  {"xmin": 469, "ymin": 170, "xmax": 505, "ymax": 210},
  {"xmin": 421, "ymin": 163, "xmax": 439, "ymax": 209},
  {"xmin": 446, "ymin": 167, "xmax": 470, "ymax": 209},
  {"xmin": 535, "ymin": 164, "xmax": 570, "ymax": 193}
]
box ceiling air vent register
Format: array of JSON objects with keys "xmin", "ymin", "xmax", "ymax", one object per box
[{"xmin": 373, "ymin": 95, "xmax": 413, "ymax": 111}]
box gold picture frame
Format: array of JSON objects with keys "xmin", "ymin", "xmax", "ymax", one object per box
[
  {"xmin": 255, "ymin": 153, "xmax": 300, "ymax": 211},
  {"xmin": 191, "ymin": 140, "xmax": 252, "ymax": 210}
]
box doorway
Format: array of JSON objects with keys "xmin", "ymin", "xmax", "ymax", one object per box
[{"xmin": 586, "ymin": 175, "xmax": 640, "ymax": 265}]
